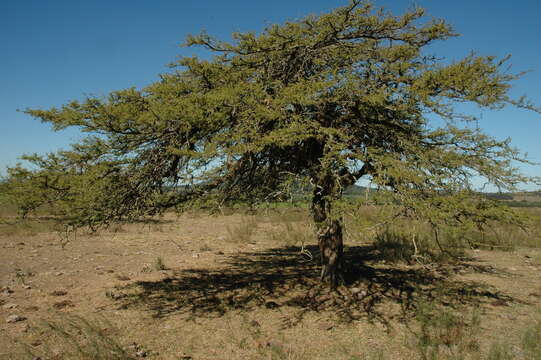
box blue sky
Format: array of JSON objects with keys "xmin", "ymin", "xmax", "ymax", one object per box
[{"xmin": 1, "ymin": 0, "xmax": 540, "ymax": 189}]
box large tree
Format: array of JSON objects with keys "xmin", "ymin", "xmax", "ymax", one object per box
[{"xmin": 6, "ymin": 1, "xmax": 538, "ymax": 286}]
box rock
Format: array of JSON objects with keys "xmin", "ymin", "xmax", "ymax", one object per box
[
  {"xmin": 350, "ymin": 287, "xmax": 362, "ymax": 294},
  {"xmin": 265, "ymin": 301, "xmax": 279, "ymax": 309},
  {"xmin": 50, "ymin": 290, "xmax": 68, "ymax": 296},
  {"xmin": 54, "ymin": 272, "xmax": 64, "ymax": 276},
  {"xmin": 53, "ymin": 300, "xmax": 75, "ymax": 309},
  {"xmin": 192, "ymin": 253, "xmax": 200, "ymax": 258},
  {"xmin": 317, "ymin": 322, "xmax": 334, "ymax": 331},
  {"xmin": 95, "ymin": 266, "xmax": 104, "ymax": 271},
  {"xmin": 6, "ymin": 314, "xmax": 26, "ymax": 323},
  {"xmin": 105, "ymin": 290, "xmax": 125, "ymax": 300},
  {"xmin": 2, "ymin": 303, "xmax": 18, "ymax": 310},
  {"xmin": 1, "ymin": 286, "xmax": 14, "ymax": 295},
  {"xmin": 337, "ymin": 287, "xmax": 349, "ymax": 297},
  {"xmin": 357, "ymin": 290, "xmax": 368, "ymax": 299},
  {"xmin": 135, "ymin": 350, "xmax": 147, "ymax": 358},
  {"xmin": 23, "ymin": 285, "xmax": 32, "ymax": 290}
]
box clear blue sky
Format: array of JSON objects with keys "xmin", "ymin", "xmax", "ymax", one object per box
[{"xmin": 1, "ymin": 0, "xmax": 540, "ymax": 189}]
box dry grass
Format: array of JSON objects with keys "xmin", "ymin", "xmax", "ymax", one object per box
[
  {"xmin": 344, "ymin": 207, "xmax": 541, "ymax": 265},
  {"xmin": 9, "ymin": 314, "xmax": 134, "ymax": 360},
  {"xmin": 0, "ymin": 218, "xmax": 60, "ymax": 237},
  {"xmin": 0, "ymin": 205, "xmax": 540, "ymax": 359},
  {"xmin": 226, "ymin": 216, "xmax": 259, "ymax": 244}
]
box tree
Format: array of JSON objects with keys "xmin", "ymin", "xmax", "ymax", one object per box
[{"xmin": 6, "ymin": 1, "xmax": 539, "ymax": 287}]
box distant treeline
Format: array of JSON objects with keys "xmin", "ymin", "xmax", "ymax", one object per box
[{"xmin": 484, "ymin": 193, "xmax": 515, "ymax": 201}]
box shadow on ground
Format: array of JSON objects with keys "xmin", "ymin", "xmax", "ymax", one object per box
[{"xmin": 112, "ymin": 245, "xmax": 515, "ymax": 327}]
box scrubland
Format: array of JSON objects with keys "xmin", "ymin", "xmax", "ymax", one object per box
[{"xmin": 1, "ymin": 204, "xmax": 540, "ymax": 359}]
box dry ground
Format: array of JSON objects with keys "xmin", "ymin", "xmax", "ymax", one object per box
[{"xmin": 0, "ymin": 210, "xmax": 540, "ymax": 359}]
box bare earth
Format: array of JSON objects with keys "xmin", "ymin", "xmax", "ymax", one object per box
[{"xmin": 1, "ymin": 212, "xmax": 540, "ymax": 359}]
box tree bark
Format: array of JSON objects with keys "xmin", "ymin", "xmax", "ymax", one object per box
[{"xmin": 311, "ymin": 174, "xmax": 344, "ymax": 288}]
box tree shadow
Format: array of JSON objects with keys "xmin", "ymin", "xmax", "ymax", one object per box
[{"xmin": 111, "ymin": 245, "xmax": 516, "ymax": 327}]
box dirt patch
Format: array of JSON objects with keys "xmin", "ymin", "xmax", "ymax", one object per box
[{"xmin": 1, "ymin": 212, "xmax": 540, "ymax": 359}]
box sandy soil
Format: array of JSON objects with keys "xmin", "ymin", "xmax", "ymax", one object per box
[{"xmin": 1, "ymin": 212, "xmax": 540, "ymax": 359}]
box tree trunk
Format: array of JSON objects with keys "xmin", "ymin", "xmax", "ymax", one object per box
[{"xmin": 311, "ymin": 175, "xmax": 344, "ymax": 288}]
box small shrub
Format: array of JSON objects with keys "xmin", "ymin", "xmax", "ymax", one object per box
[
  {"xmin": 269, "ymin": 222, "xmax": 312, "ymax": 247},
  {"xmin": 373, "ymin": 228, "xmax": 416, "ymax": 262},
  {"xmin": 226, "ymin": 216, "xmax": 259, "ymax": 243},
  {"xmin": 153, "ymin": 257, "xmax": 166, "ymax": 271}
]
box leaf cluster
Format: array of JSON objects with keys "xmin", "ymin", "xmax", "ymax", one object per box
[{"xmin": 5, "ymin": 0, "xmax": 539, "ymax": 231}]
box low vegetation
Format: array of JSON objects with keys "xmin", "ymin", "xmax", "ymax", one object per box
[{"xmin": 1, "ymin": 203, "xmax": 539, "ymax": 359}]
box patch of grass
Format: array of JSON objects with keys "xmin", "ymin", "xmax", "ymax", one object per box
[
  {"xmin": 153, "ymin": 257, "xmax": 167, "ymax": 271},
  {"xmin": 108, "ymin": 223, "xmax": 126, "ymax": 233},
  {"xmin": 15, "ymin": 268, "xmax": 35, "ymax": 285},
  {"xmin": 226, "ymin": 216, "xmax": 259, "ymax": 243},
  {"xmin": 14, "ymin": 314, "xmax": 134, "ymax": 360},
  {"xmin": 269, "ymin": 222, "xmax": 312, "ymax": 247},
  {"xmin": 0, "ymin": 201, "xmax": 18, "ymax": 218},
  {"xmin": 487, "ymin": 343, "xmax": 514, "ymax": 360},
  {"xmin": 373, "ymin": 226, "xmax": 464, "ymax": 263},
  {"xmin": 409, "ymin": 301, "xmax": 481, "ymax": 360},
  {"xmin": 373, "ymin": 228, "xmax": 417, "ymax": 263},
  {"xmin": 348, "ymin": 206, "xmax": 541, "ymax": 254},
  {"xmin": 485, "ymin": 315, "xmax": 541, "ymax": 360},
  {"xmin": 0, "ymin": 218, "xmax": 60, "ymax": 236},
  {"xmin": 260, "ymin": 207, "xmax": 309, "ymax": 224},
  {"xmin": 521, "ymin": 316, "xmax": 541, "ymax": 359}
]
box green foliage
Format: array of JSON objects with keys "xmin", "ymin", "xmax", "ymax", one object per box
[
  {"xmin": 521, "ymin": 317, "xmax": 541, "ymax": 359},
  {"xmin": 4, "ymin": 1, "xmax": 539, "ymax": 242}
]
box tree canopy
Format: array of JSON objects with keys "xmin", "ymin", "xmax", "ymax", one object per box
[{"xmin": 5, "ymin": 1, "xmax": 539, "ymax": 286}]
